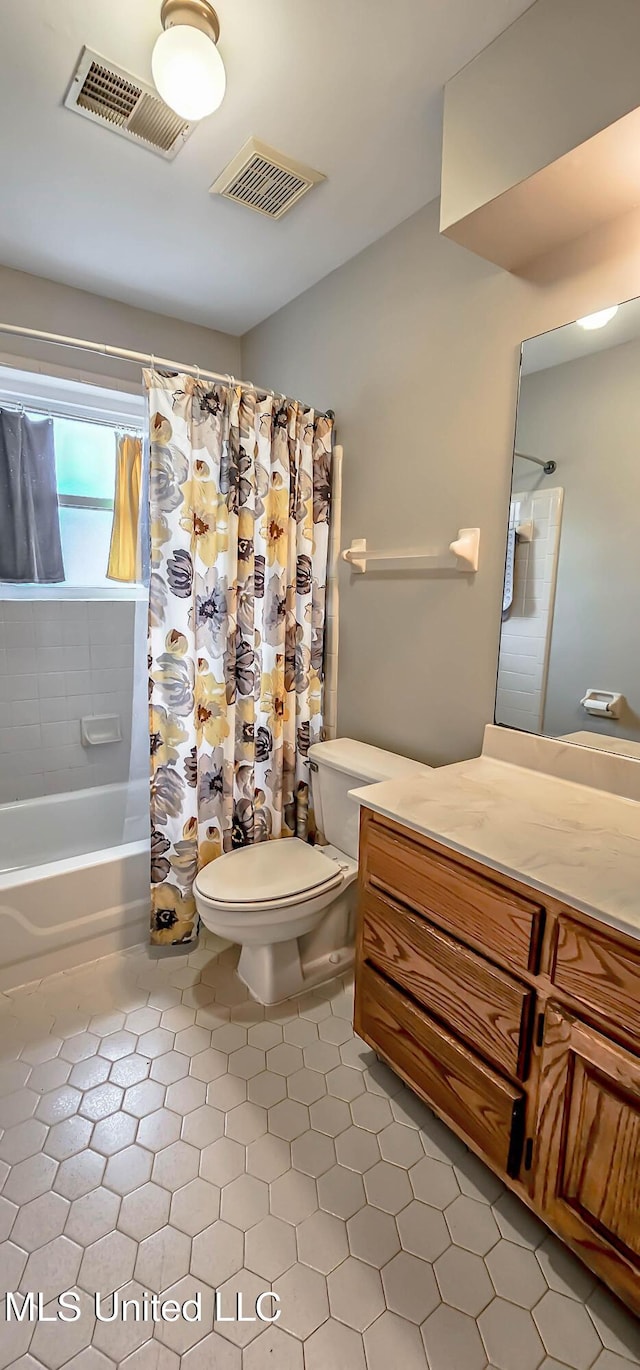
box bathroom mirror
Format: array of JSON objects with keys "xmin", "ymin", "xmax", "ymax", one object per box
[{"xmin": 496, "ymin": 294, "xmax": 640, "ymax": 757}]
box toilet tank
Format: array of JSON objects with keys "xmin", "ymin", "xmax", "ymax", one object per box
[{"xmin": 308, "ymin": 738, "xmax": 430, "ymax": 860}]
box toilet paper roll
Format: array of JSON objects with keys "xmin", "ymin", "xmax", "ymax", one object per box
[{"xmin": 582, "ymin": 699, "xmax": 611, "ymax": 717}]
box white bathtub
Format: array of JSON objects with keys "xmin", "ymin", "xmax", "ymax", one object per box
[{"xmin": 0, "ymin": 781, "xmax": 150, "ymax": 990}]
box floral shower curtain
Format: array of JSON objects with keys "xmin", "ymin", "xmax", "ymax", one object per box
[{"xmin": 144, "ymin": 370, "xmax": 333, "ymax": 946}]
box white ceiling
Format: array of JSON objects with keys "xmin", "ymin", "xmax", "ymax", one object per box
[{"xmin": 0, "ymin": 0, "xmax": 533, "ymax": 336}]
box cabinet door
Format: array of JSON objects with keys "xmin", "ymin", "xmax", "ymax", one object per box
[{"xmin": 535, "ymin": 1005, "xmax": 640, "ymax": 1312}]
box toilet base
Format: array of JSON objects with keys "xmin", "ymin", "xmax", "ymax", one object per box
[
  {"xmin": 234, "ymin": 876, "xmax": 357, "ymax": 1005},
  {"xmin": 237, "ymin": 938, "xmax": 354, "ymax": 1006}
]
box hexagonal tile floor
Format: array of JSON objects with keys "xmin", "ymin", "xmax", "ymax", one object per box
[{"xmin": 1, "ymin": 934, "xmax": 639, "ymax": 1369}]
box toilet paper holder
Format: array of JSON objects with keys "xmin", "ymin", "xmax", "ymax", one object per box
[{"xmin": 580, "ymin": 689, "xmax": 624, "ymax": 719}]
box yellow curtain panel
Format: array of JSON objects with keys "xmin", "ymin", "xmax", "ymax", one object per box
[{"xmin": 107, "ymin": 433, "xmax": 143, "ymax": 582}]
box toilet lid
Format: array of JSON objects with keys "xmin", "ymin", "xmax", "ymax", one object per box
[{"xmin": 195, "ymin": 837, "xmax": 344, "ymax": 907}]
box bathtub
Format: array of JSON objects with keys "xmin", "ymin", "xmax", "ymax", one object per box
[{"xmin": 0, "ymin": 781, "xmax": 150, "ymax": 991}]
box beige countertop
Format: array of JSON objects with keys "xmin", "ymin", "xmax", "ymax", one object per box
[
  {"xmin": 351, "ymin": 755, "xmax": 640, "ymax": 941},
  {"xmin": 560, "ymin": 731, "xmax": 640, "ymax": 760}
]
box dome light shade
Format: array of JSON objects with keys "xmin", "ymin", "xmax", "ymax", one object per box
[
  {"xmin": 577, "ymin": 306, "xmax": 619, "ymax": 331},
  {"xmin": 152, "ymin": 2, "xmax": 225, "ymax": 122}
]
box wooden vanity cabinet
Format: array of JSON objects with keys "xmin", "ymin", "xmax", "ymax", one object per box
[{"xmin": 354, "ymin": 807, "xmax": 640, "ymax": 1314}]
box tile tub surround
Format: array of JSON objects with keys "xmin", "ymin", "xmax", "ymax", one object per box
[
  {"xmin": 350, "ymin": 749, "xmax": 640, "ymax": 942},
  {"xmin": 0, "ymin": 939, "xmax": 639, "ymax": 1369},
  {"xmin": 496, "ymin": 487, "xmax": 563, "ymax": 735},
  {"xmin": 0, "ymin": 598, "xmax": 136, "ymax": 803}
]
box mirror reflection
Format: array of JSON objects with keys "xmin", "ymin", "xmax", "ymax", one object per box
[{"xmin": 496, "ymin": 296, "xmax": 640, "ymax": 756}]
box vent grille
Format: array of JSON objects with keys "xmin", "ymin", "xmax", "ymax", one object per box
[
  {"xmin": 65, "ymin": 48, "xmax": 194, "ymax": 160},
  {"xmin": 127, "ymin": 93, "xmax": 188, "ymax": 153},
  {"xmin": 211, "ymin": 138, "xmax": 325, "ymax": 219},
  {"xmin": 76, "ymin": 61, "xmax": 140, "ymax": 125}
]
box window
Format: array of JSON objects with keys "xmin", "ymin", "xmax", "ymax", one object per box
[
  {"xmin": 56, "ymin": 415, "xmax": 118, "ymax": 502},
  {"xmin": 54, "ymin": 415, "xmax": 120, "ymax": 589},
  {"xmin": 0, "ymin": 367, "xmax": 146, "ymax": 597}
]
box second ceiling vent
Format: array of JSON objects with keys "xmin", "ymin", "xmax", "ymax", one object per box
[{"xmin": 210, "ymin": 138, "xmax": 326, "ymax": 219}]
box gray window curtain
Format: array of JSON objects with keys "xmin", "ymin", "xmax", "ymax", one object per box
[{"xmin": 0, "ymin": 409, "xmax": 65, "ymax": 583}]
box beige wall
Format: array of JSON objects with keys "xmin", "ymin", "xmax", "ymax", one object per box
[
  {"xmin": 0, "ymin": 265, "xmax": 240, "ymax": 392},
  {"xmin": 242, "ymin": 198, "xmax": 640, "ymax": 766},
  {"xmin": 515, "ymin": 341, "xmax": 640, "ymax": 743}
]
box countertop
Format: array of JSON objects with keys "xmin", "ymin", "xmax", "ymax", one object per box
[{"xmin": 351, "ymin": 755, "xmax": 640, "ymax": 941}]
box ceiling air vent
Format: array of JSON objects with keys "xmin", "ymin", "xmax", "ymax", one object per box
[
  {"xmin": 64, "ymin": 47, "xmax": 195, "ymax": 160},
  {"xmin": 210, "ymin": 138, "xmax": 326, "ymax": 219}
]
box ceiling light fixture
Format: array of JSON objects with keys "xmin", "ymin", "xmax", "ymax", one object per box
[
  {"xmin": 152, "ymin": 0, "xmax": 226, "ymax": 122},
  {"xmin": 576, "ymin": 306, "xmax": 619, "ymax": 331}
]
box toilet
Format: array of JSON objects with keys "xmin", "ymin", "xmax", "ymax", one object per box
[{"xmin": 194, "ymin": 738, "xmax": 430, "ymax": 1004}]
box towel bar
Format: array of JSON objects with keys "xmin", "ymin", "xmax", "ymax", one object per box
[{"xmin": 341, "ymin": 528, "xmax": 480, "ymax": 574}]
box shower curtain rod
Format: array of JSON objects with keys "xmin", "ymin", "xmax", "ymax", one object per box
[
  {"xmin": 0, "ymin": 321, "xmax": 334, "ymax": 417},
  {"xmin": 515, "ymin": 450, "xmax": 557, "ymax": 475}
]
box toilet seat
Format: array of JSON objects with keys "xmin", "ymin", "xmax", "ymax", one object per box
[{"xmin": 194, "ymin": 837, "xmax": 344, "ymax": 913}]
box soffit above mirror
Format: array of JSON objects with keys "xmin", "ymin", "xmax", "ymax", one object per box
[{"xmin": 440, "ymin": 0, "xmax": 640, "ymax": 272}]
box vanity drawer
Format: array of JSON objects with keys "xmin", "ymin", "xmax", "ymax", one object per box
[
  {"xmin": 355, "ymin": 962, "xmax": 524, "ymax": 1174},
  {"xmin": 361, "ymin": 889, "xmax": 533, "ymax": 1079},
  {"xmin": 552, "ymin": 917, "xmax": 640, "ymax": 1041},
  {"xmin": 365, "ymin": 817, "xmax": 544, "ymax": 975}
]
